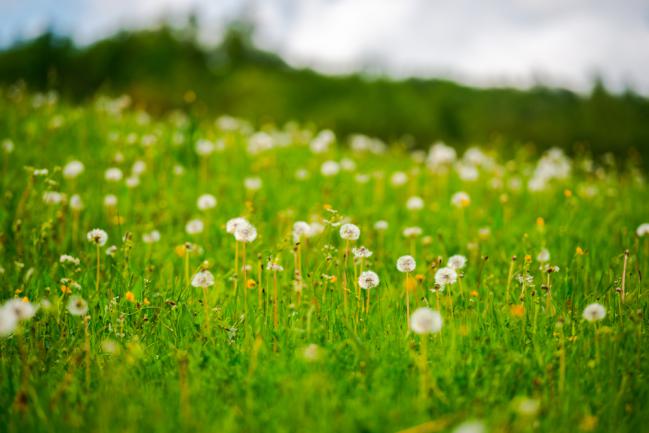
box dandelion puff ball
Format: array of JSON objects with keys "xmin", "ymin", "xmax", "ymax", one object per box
[
  {"xmin": 185, "ymin": 219, "xmax": 204, "ymax": 235},
  {"xmin": 410, "ymin": 307, "xmax": 443, "ymax": 334},
  {"xmin": 583, "ymin": 303, "xmax": 606, "ymax": 322},
  {"xmin": 67, "ymin": 295, "xmax": 89, "ymax": 316},
  {"xmin": 191, "ymin": 270, "xmax": 215, "ymax": 288},
  {"xmin": 396, "ymin": 255, "xmax": 416, "ymax": 273},
  {"xmin": 358, "ymin": 271, "xmax": 380, "ymax": 290},
  {"xmin": 451, "ymin": 191, "xmax": 471, "ymax": 208},
  {"xmin": 87, "ymin": 228, "xmax": 108, "ymax": 246},
  {"xmin": 226, "ymin": 217, "xmax": 249, "ymax": 234},
  {"xmin": 435, "ymin": 267, "xmax": 458, "ymax": 286},
  {"xmin": 197, "ymin": 194, "xmax": 217, "ymax": 210},
  {"xmin": 447, "ymin": 255, "xmax": 467, "ymax": 270},
  {"xmin": 235, "ymin": 223, "xmax": 257, "ymax": 243},
  {"xmin": 339, "ymin": 223, "xmax": 360, "ymax": 241},
  {"xmin": 636, "ymin": 223, "xmax": 649, "ymax": 237}
]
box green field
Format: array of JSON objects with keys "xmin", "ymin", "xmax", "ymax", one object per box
[{"xmin": 1, "ymin": 90, "xmax": 648, "ymax": 433}]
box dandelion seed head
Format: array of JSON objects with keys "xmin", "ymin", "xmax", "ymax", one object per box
[
  {"xmin": 105, "ymin": 167, "xmax": 123, "ymax": 182},
  {"xmin": 67, "ymin": 295, "xmax": 88, "ymax": 316},
  {"xmin": 339, "ymin": 223, "xmax": 360, "ymax": 241},
  {"xmin": 352, "ymin": 246, "xmax": 373, "ymax": 259},
  {"xmin": 191, "ymin": 270, "xmax": 215, "ymax": 288},
  {"xmin": 197, "ymin": 194, "xmax": 217, "ymax": 210},
  {"xmin": 358, "ymin": 270, "xmax": 380, "ymax": 289},
  {"xmin": 87, "ymin": 228, "xmax": 108, "ymax": 246},
  {"xmin": 63, "ymin": 160, "xmax": 85, "ymax": 179},
  {"xmin": 451, "ymin": 191, "xmax": 471, "ymax": 208},
  {"xmin": 185, "ymin": 219, "xmax": 204, "ymax": 235},
  {"xmin": 447, "ymin": 255, "xmax": 467, "ymax": 270},
  {"xmin": 226, "ymin": 217, "xmax": 249, "ymax": 234},
  {"xmin": 435, "ymin": 267, "xmax": 458, "ymax": 286},
  {"xmin": 410, "ymin": 307, "xmax": 443, "ymax": 334},
  {"xmin": 583, "ymin": 303, "xmax": 606, "ymax": 322},
  {"xmin": 321, "ymin": 160, "xmax": 340, "ymax": 177},
  {"xmin": 234, "ymin": 223, "xmax": 257, "ymax": 243},
  {"xmin": 396, "ymin": 255, "xmax": 416, "ymax": 273},
  {"xmin": 406, "ymin": 196, "xmax": 424, "ymax": 211}
]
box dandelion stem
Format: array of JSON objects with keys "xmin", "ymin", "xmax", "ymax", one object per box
[{"xmin": 96, "ymin": 244, "xmax": 100, "ymax": 293}]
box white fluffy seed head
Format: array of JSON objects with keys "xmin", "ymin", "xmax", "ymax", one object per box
[
  {"xmin": 197, "ymin": 194, "xmax": 217, "ymax": 210},
  {"xmin": 185, "ymin": 219, "xmax": 204, "ymax": 235},
  {"xmin": 637, "ymin": 223, "xmax": 649, "ymax": 237},
  {"xmin": 87, "ymin": 228, "xmax": 108, "ymax": 246},
  {"xmin": 358, "ymin": 271, "xmax": 380, "ymax": 289},
  {"xmin": 191, "ymin": 270, "xmax": 215, "ymax": 288},
  {"xmin": 583, "ymin": 303, "xmax": 606, "ymax": 322},
  {"xmin": 410, "ymin": 307, "xmax": 443, "ymax": 334},
  {"xmin": 435, "ymin": 267, "xmax": 458, "ymax": 286},
  {"xmin": 451, "ymin": 191, "xmax": 471, "ymax": 208},
  {"xmin": 234, "ymin": 223, "xmax": 257, "ymax": 243},
  {"xmin": 396, "ymin": 255, "xmax": 416, "ymax": 273},
  {"xmin": 447, "ymin": 255, "xmax": 467, "ymax": 270},
  {"xmin": 339, "ymin": 223, "xmax": 360, "ymax": 241},
  {"xmin": 226, "ymin": 217, "xmax": 249, "ymax": 234},
  {"xmin": 67, "ymin": 296, "xmax": 88, "ymax": 316}
]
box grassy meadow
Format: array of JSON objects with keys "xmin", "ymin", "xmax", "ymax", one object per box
[{"xmin": 1, "ymin": 90, "xmax": 649, "ymax": 433}]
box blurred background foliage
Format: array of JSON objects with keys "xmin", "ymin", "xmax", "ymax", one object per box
[{"xmin": 0, "ymin": 22, "xmax": 648, "ymax": 157}]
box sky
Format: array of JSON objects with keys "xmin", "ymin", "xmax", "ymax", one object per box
[{"xmin": 2, "ymin": 0, "xmax": 649, "ymax": 94}]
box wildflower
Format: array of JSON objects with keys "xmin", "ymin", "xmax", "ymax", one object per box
[
  {"xmin": 292, "ymin": 221, "xmax": 312, "ymax": 242},
  {"xmin": 87, "ymin": 229, "xmax": 108, "ymax": 246},
  {"xmin": 636, "ymin": 223, "xmax": 649, "ymax": 237},
  {"xmin": 195, "ymin": 139, "xmax": 215, "ymax": 156},
  {"xmin": 67, "ymin": 296, "xmax": 88, "ymax": 316},
  {"xmin": 63, "ymin": 160, "xmax": 85, "ymax": 179},
  {"xmin": 427, "ymin": 141, "xmax": 457, "ymax": 169},
  {"xmin": 60, "ymin": 254, "xmax": 80, "ymax": 266},
  {"xmin": 103, "ymin": 194, "xmax": 118, "ymax": 208},
  {"xmin": 1, "ymin": 139, "xmax": 14, "ymax": 154},
  {"xmin": 410, "ymin": 307, "xmax": 443, "ymax": 334},
  {"xmin": 142, "ymin": 230, "xmax": 161, "ymax": 244},
  {"xmin": 310, "ymin": 129, "xmax": 334, "ymax": 154},
  {"xmin": 435, "ymin": 267, "xmax": 458, "ymax": 286},
  {"xmin": 447, "ymin": 254, "xmax": 467, "ymax": 270},
  {"xmin": 132, "ymin": 160, "xmax": 146, "ymax": 176},
  {"xmin": 295, "ymin": 168, "xmax": 310, "ymax": 180},
  {"xmin": 339, "ymin": 223, "xmax": 360, "ymax": 241},
  {"xmin": 4, "ymin": 298, "xmax": 37, "ymax": 321},
  {"xmin": 234, "ymin": 223, "xmax": 257, "ymax": 243},
  {"xmin": 125, "ymin": 291, "xmax": 136, "ymax": 303},
  {"xmin": 266, "ymin": 262, "xmax": 284, "ymax": 272},
  {"xmin": 191, "ymin": 270, "xmax": 215, "ymax": 288},
  {"xmin": 576, "ymin": 246, "xmax": 584, "ymax": 255},
  {"xmin": 320, "ymin": 160, "xmax": 340, "ymax": 177},
  {"xmin": 451, "ymin": 191, "xmax": 471, "ymax": 208},
  {"xmin": 453, "ymin": 420, "xmax": 485, "ymax": 433},
  {"xmin": 69, "ymin": 194, "xmax": 84, "ymax": 211},
  {"xmin": 104, "ymin": 167, "xmax": 123, "ymax": 182},
  {"xmin": 308, "ymin": 221, "xmax": 325, "ymax": 237},
  {"xmin": 0, "ymin": 305, "xmax": 17, "ymax": 336},
  {"xmin": 43, "ymin": 191, "xmax": 64, "ymax": 205},
  {"xmin": 537, "ymin": 248, "xmax": 550, "ymax": 263},
  {"xmin": 185, "ymin": 219, "xmax": 204, "ymax": 235},
  {"xmin": 340, "ymin": 158, "xmax": 356, "ymax": 171},
  {"xmin": 583, "ymin": 303, "xmax": 606, "ymax": 322},
  {"xmin": 406, "ymin": 196, "xmax": 424, "ymax": 211},
  {"xmin": 374, "ymin": 220, "xmax": 389, "ymax": 231},
  {"xmin": 226, "ymin": 217, "xmax": 249, "ymax": 234},
  {"xmin": 352, "ymin": 246, "xmax": 373, "ymax": 259},
  {"xmin": 302, "ymin": 343, "xmax": 323, "ymax": 361},
  {"xmin": 125, "ymin": 176, "xmax": 140, "ymax": 188},
  {"xmin": 105, "ymin": 245, "xmax": 118, "ymax": 256},
  {"xmin": 390, "ymin": 171, "xmax": 408, "ymax": 186},
  {"xmin": 478, "ymin": 227, "xmax": 491, "ymax": 239},
  {"xmin": 396, "ymin": 255, "xmax": 416, "ymax": 273},
  {"xmin": 358, "ymin": 271, "xmax": 380, "ymax": 289},
  {"xmin": 244, "ymin": 177, "xmax": 262, "ymax": 191},
  {"xmin": 402, "ymin": 226, "xmax": 423, "ymax": 238}
]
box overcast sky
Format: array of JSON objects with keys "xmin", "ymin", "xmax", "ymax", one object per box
[{"xmin": 2, "ymin": 0, "xmax": 649, "ymax": 93}]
